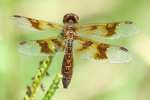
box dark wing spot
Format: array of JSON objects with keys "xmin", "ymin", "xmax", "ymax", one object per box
[
  {"xmin": 105, "ymin": 23, "xmax": 119, "ymax": 36},
  {"xmin": 27, "ymin": 18, "xmax": 41, "ymax": 30},
  {"xmin": 90, "ymin": 25, "xmax": 98, "ymax": 30},
  {"xmin": 51, "ymin": 39, "xmax": 64, "ymax": 51},
  {"xmin": 78, "ymin": 41, "xmax": 93, "ymax": 51},
  {"xmin": 94, "ymin": 43, "xmax": 109, "ymax": 59},
  {"xmin": 52, "ymin": 39, "xmax": 62, "ymax": 47},
  {"xmin": 36, "ymin": 40, "xmax": 52, "ymax": 54},
  {"xmin": 47, "ymin": 22, "xmax": 55, "ymax": 28},
  {"xmin": 13, "ymin": 15, "xmax": 21, "ymax": 18},
  {"xmin": 120, "ymin": 46, "xmax": 128, "ymax": 52},
  {"xmin": 124, "ymin": 21, "xmax": 133, "ymax": 24},
  {"xmin": 20, "ymin": 41, "xmax": 27, "ymax": 45}
]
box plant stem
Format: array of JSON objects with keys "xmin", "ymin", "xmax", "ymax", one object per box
[
  {"xmin": 24, "ymin": 56, "xmax": 53, "ymax": 100},
  {"xmin": 42, "ymin": 74, "xmax": 62, "ymax": 100}
]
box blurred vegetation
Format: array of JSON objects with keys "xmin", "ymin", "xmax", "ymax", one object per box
[{"xmin": 0, "ymin": 0, "xmax": 150, "ymax": 100}]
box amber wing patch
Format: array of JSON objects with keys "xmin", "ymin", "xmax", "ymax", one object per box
[
  {"xmin": 77, "ymin": 40, "xmax": 93, "ymax": 51},
  {"xmin": 76, "ymin": 21, "xmax": 138, "ymax": 40},
  {"xmin": 13, "ymin": 15, "xmax": 63, "ymax": 33},
  {"xmin": 74, "ymin": 38, "xmax": 131, "ymax": 63},
  {"xmin": 105, "ymin": 23, "xmax": 119, "ymax": 36},
  {"xmin": 36, "ymin": 40, "xmax": 53, "ymax": 54},
  {"xmin": 18, "ymin": 38, "xmax": 64, "ymax": 56},
  {"xmin": 94, "ymin": 43, "xmax": 109, "ymax": 59},
  {"xmin": 27, "ymin": 18, "xmax": 41, "ymax": 30}
]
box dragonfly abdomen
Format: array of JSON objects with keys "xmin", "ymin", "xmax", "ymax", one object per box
[{"xmin": 61, "ymin": 39, "xmax": 74, "ymax": 88}]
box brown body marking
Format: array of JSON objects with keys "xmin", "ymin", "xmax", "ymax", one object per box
[
  {"xmin": 61, "ymin": 49, "xmax": 73, "ymax": 88},
  {"xmin": 62, "ymin": 40, "xmax": 74, "ymax": 88}
]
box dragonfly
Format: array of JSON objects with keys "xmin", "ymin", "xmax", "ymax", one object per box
[{"xmin": 13, "ymin": 13, "xmax": 138, "ymax": 88}]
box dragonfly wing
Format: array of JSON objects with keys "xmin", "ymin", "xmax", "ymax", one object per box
[
  {"xmin": 76, "ymin": 21, "xmax": 139, "ymax": 40},
  {"xmin": 18, "ymin": 38, "xmax": 64, "ymax": 56},
  {"xmin": 12, "ymin": 15, "xmax": 63, "ymax": 36},
  {"xmin": 74, "ymin": 38, "xmax": 131, "ymax": 63}
]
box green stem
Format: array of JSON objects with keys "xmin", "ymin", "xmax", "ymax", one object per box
[
  {"xmin": 42, "ymin": 74, "xmax": 63, "ymax": 100},
  {"xmin": 24, "ymin": 56, "xmax": 53, "ymax": 100}
]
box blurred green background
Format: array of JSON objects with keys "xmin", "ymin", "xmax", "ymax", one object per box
[{"xmin": 0, "ymin": 0, "xmax": 150, "ymax": 100}]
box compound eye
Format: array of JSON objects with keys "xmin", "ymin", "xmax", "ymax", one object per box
[{"xmin": 75, "ymin": 15, "xmax": 79, "ymax": 20}]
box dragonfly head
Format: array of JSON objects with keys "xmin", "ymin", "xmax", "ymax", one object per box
[{"xmin": 63, "ymin": 13, "xmax": 79, "ymax": 24}]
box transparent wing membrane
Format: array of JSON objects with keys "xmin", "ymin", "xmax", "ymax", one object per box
[
  {"xmin": 18, "ymin": 38, "xmax": 64, "ymax": 56},
  {"xmin": 76, "ymin": 21, "xmax": 139, "ymax": 41},
  {"xmin": 12, "ymin": 15, "xmax": 63, "ymax": 36},
  {"xmin": 74, "ymin": 38, "xmax": 131, "ymax": 63}
]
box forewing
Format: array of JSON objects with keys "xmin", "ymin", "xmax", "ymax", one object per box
[
  {"xmin": 12, "ymin": 15, "xmax": 63, "ymax": 36},
  {"xmin": 74, "ymin": 38, "xmax": 131, "ymax": 63},
  {"xmin": 18, "ymin": 38, "xmax": 64, "ymax": 56},
  {"xmin": 76, "ymin": 21, "xmax": 138, "ymax": 40}
]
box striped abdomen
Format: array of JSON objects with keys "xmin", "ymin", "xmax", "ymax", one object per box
[{"xmin": 61, "ymin": 39, "xmax": 73, "ymax": 88}]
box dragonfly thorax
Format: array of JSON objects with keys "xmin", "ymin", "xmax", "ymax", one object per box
[
  {"xmin": 63, "ymin": 22, "xmax": 77, "ymax": 40},
  {"xmin": 64, "ymin": 29, "xmax": 75, "ymax": 40}
]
